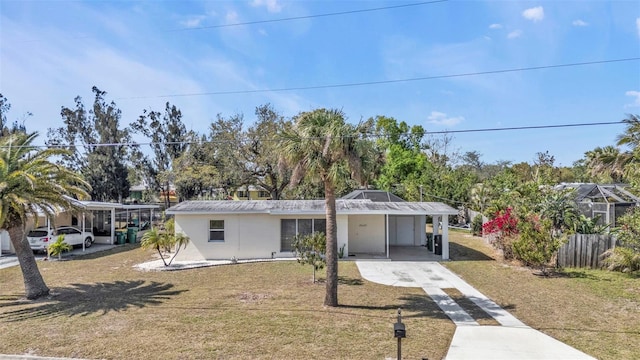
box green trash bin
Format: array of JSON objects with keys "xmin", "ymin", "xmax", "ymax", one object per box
[
  {"xmin": 116, "ymin": 231, "xmax": 125, "ymax": 245},
  {"xmin": 127, "ymin": 228, "xmax": 138, "ymax": 244}
]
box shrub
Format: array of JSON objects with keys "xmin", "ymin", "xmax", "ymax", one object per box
[
  {"xmin": 471, "ymin": 214, "xmax": 483, "ymax": 237},
  {"xmin": 602, "ymin": 247, "xmax": 640, "ymax": 273},
  {"xmin": 482, "ymin": 208, "xmax": 518, "ymax": 259},
  {"xmin": 605, "ymin": 206, "xmax": 640, "ymax": 273},
  {"xmin": 512, "ymin": 217, "xmax": 564, "ymax": 275}
]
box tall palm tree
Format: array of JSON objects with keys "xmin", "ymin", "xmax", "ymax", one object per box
[
  {"xmin": 616, "ymin": 114, "xmax": 640, "ymax": 184},
  {"xmin": 584, "ymin": 146, "xmax": 630, "ymax": 183},
  {"xmin": 0, "ymin": 132, "xmax": 89, "ymax": 299},
  {"xmin": 281, "ymin": 109, "xmax": 371, "ymax": 307}
]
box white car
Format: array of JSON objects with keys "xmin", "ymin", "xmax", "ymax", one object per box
[{"xmin": 27, "ymin": 226, "xmax": 94, "ymax": 253}]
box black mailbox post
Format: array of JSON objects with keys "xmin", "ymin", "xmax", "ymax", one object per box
[{"xmin": 394, "ymin": 308, "xmax": 406, "ymax": 360}]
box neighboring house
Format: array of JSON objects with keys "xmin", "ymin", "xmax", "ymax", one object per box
[
  {"xmin": 166, "ymin": 191, "xmax": 458, "ymax": 261},
  {"xmin": 0, "ymin": 199, "xmax": 159, "ymax": 254},
  {"xmin": 555, "ymin": 183, "xmax": 640, "ymax": 228},
  {"xmin": 232, "ymin": 185, "xmax": 271, "ymax": 201},
  {"xmin": 128, "ymin": 183, "xmax": 178, "ymax": 205}
]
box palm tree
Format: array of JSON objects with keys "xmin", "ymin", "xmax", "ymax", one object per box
[
  {"xmin": 616, "ymin": 114, "xmax": 640, "ymax": 184},
  {"xmin": 584, "ymin": 146, "xmax": 630, "ymax": 183},
  {"xmin": 141, "ymin": 218, "xmax": 189, "ymax": 266},
  {"xmin": 0, "ymin": 132, "xmax": 89, "ymax": 299},
  {"xmin": 281, "ymin": 108, "xmax": 371, "ymax": 307},
  {"xmin": 540, "ymin": 190, "xmax": 578, "ymax": 234}
]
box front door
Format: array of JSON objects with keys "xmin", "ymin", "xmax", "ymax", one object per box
[{"xmin": 396, "ymin": 216, "xmax": 414, "ymax": 246}]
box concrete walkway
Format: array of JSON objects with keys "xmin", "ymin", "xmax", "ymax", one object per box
[{"xmin": 356, "ymin": 261, "xmax": 596, "ymax": 360}]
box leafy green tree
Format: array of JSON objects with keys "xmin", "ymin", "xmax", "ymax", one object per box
[
  {"xmin": 173, "ymin": 135, "xmax": 221, "ymax": 200},
  {"xmin": 281, "ymin": 108, "xmax": 372, "ymax": 307},
  {"xmin": 0, "ymin": 132, "xmax": 90, "ymax": 299},
  {"xmin": 131, "ymin": 102, "xmax": 192, "ymax": 207},
  {"xmin": 0, "ymin": 94, "xmax": 30, "ymax": 135},
  {"xmin": 292, "ymin": 232, "xmax": 326, "ymax": 283},
  {"xmin": 47, "ymin": 86, "xmax": 131, "ymax": 202},
  {"xmin": 241, "ymin": 104, "xmax": 293, "ymax": 200}
]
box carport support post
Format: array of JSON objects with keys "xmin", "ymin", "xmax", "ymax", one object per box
[
  {"xmin": 442, "ymin": 215, "xmax": 449, "ymax": 260},
  {"xmin": 432, "ymin": 216, "xmax": 440, "ymax": 254},
  {"xmin": 81, "ymin": 212, "xmax": 86, "ymax": 251},
  {"xmin": 386, "ymin": 214, "xmax": 389, "ymax": 259},
  {"xmin": 110, "ymin": 208, "xmax": 116, "ymax": 245}
]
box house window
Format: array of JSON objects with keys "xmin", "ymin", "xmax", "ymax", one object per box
[
  {"xmin": 209, "ymin": 220, "xmax": 225, "ymax": 242},
  {"xmin": 258, "ymin": 191, "xmax": 269, "ymax": 198},
  {"xmin": 237, "ymin": 191, "xmax": 247, "ymax": 198},
  {"xmin": 280, "ymin": 218, "xmax": 327, "ymax": 251}
]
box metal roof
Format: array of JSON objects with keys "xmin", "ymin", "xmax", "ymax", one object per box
[
  {"xmin": 341, "ymin": 189, "xmax": 406, "ymax": 202},
  {"xmin": 166, "ymin": 199, "xmax": 458, "ymax": 216},
  {"xmin": 555, "ymin": 183, "xmax": 640, "ymax": 204}
]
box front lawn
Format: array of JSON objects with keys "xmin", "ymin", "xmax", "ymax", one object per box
[
  {"xmin": 445, "ymin": 233, "xmax": 640, "ymax": 360},
  {"xmin": 0, "ymin": 247, "xmax": 454, "ymax": 360}
]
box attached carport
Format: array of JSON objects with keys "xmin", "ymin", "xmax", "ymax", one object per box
[
  {"xmin": 341, "ymin": 201, "xmax": 458, "ymax": 260},
  {"xmin": 341, "ymin": 190, "xmax": 458, "ymax": 260}
]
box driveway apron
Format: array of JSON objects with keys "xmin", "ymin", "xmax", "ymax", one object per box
[{"xmin": 356, "ymin": 261, "xmax": 596, "ymax": 360}]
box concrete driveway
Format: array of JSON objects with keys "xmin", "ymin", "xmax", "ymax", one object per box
[{"xmin": 356, "ymin": 261, "xmax": 596, "ymax": 360}]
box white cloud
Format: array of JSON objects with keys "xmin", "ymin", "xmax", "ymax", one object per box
[
  {"xmin": 636, "ymin": 18, "xmax": 640, "ymax": 38},
  {"xmin": 427, "ymin": 111, "xmax": 464, "ymax": 126},
  {"xmin": 572, "ymin": 19, "xmax": 588, "ymax": 27},
  {"xmin": 489, "ymin": 23, "xmax": 502, "ymax": 29},
  {"xmin": 507, "ymin": 30, "xmax": 522, "ymax": 39},
  {"xmin": 522, "ymin": 6, "xmax": 544, "ymax": 22},
  {"xmin": 626, "ymin": 90, "xmax": 640, "ymax": 107},
  {"xmin": 181, "ymin": 15, "xmax": 206, "ymax": 28},
  {"xmin": 250, "ymin": 0, "xmax": 283, "ymax": 13}
]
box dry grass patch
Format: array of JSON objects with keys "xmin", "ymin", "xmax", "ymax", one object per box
[
  {"xmin": 445, "ymin": 232, "xmax": 640, "ymax": 360},
  {"xmin": 0, "ymin": 247, "xmax": 455, "ymax": 360}
]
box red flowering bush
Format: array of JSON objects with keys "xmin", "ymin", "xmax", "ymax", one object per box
[
  {"xmin": 482, "ymin": 208, "xmax": 518, "ymax": 236},
  {"xmin": 482, "ymin": 208, "xmax": 519, "ymax": 260}
]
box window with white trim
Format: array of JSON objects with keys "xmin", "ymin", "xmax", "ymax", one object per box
[{"xmin": 209, "ymin": 220, "xmax": 225, "ymax": 242}]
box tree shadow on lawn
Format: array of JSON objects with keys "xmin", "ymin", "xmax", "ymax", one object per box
[
  {"xmin": 340, "ymin": 294, "xmax": 453, "ymax": 321},
  {"xmin": 0, "ymin": 280, "xmax": 186, "ymax": 322},
  {"xmin": 315, "ymin": 276, "xmax": 364, "ymax": 286},
  {"xmin": 71, "ymin": 243, "xmax": 141, "ymax": 261},
  {"xmin": 449, "ymin": 241, "xmax": 494, "ymax": 261}
]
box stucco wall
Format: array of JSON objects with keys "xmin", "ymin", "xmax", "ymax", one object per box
[
  {"xmin": 174, "ymin": 213, "xmax": 350, "ymax": 261},
  {"xmin": 347, "ymin": 214, "xmax": 385, "ymax": 253}
]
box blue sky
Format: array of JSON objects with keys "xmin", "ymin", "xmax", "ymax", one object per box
[{"xmin": 1, "ymin": 0, "xmax": 639, "ymax": 166}]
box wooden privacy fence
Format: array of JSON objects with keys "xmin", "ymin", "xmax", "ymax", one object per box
[{"xmin": 557, "ymin": 234, "xmax": 617, "ymax": 269}]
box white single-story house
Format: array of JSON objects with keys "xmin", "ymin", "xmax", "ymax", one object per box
[{"xmin": 166, "ymin": 195, "xmax": 458, "ymax": 261}]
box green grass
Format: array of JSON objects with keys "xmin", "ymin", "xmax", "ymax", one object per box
[
  {"xmin": 445, "ymin": 233, "xmax": 640, "ymax": 360},
  {"xmin": 0, "ymin": 246, "xmax": 455, "ymax": 360},
  {"xmin": 2, "ymin": 235, "xmax": 639, "ymax": 359}
]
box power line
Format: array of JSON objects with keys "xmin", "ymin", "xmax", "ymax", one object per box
[
  {"xmin": 20, "ymin": 120, "xmax": 625, "ymax": 149},
  {"xmin": 425, "ymin": 121, "xmax": 624, "ymax": 134},
  {"xmin": 169, "ymin": 1, "xmax": 448, "ymax": 31},
  {"xmin": 118, "ymin": 57, "xmax": 640, "ymax": 100}
]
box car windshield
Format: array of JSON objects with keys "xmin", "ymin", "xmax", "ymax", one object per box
[{"xmin": 28, "ymin": 230, "xmax": 48, "ymax": 237}]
